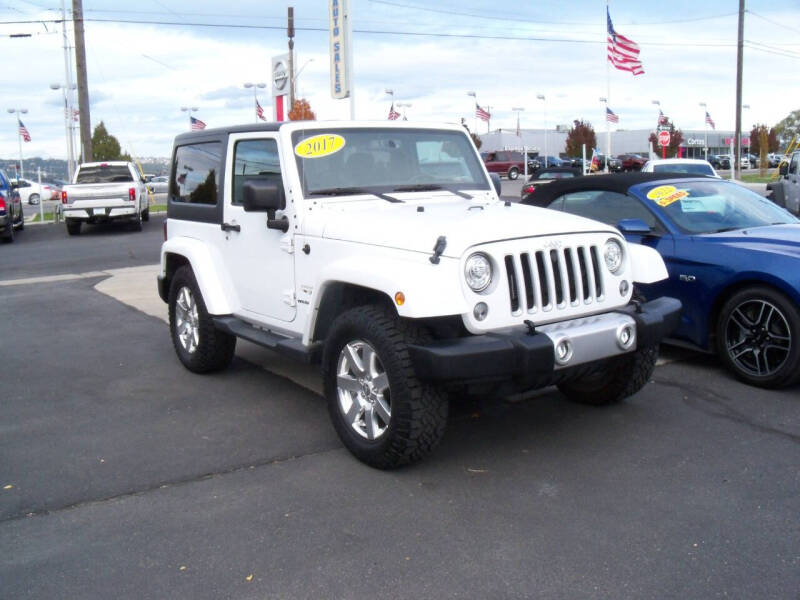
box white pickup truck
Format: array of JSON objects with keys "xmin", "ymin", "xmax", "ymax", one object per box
[
  {"xmin": 61, "ymin": 161, "xmax": 149, "ymax": 235},
  {"xmin": 158, "ymin": 121, "xmax": 682, "ymax": 468}
]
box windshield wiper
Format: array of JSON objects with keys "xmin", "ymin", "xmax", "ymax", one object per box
[
  {"xmin": 709, "ymin": 226, "xmax": 743, "ymax": 233},
  {"xmin": 391, "ymin": 184, "xmax": 473, "ymax": 199},
  {"xmin": 308, "ymin": 187, "xmax": 402, "ymax": 203}
]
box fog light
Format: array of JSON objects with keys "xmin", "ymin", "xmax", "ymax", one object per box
[
  {"xmin": 554, "ymin": 338, "xmax": 573, "ymax": 365},
  {"xmin": 616, "ymin": 323, "xmax": 636, "ymax": 350},
  {"xmin": 619, "ymin": 280, "xmax": 630, "ymax": 296},
  {"xmin": 473, "ymin": 302, "xmax": 488, "ymax": 321}
]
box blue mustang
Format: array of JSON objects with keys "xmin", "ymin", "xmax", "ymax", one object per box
[{"xmin": 523, "ymin": 172, "xmax": 800, "ymax": 388}]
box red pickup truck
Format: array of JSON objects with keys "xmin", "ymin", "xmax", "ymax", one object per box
[{"xmin": 482, "ymin": 150, "xmax": 526, "ymax": 180}]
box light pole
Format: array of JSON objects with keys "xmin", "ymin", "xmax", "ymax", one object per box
[
  {"xmin": 50, "ymin": 82, "xmax": 78, "ymax": 180},
  {"xmin": 7, "ymin": 108, "xmax": 28, "ymax": 178},
  {"xmin": 180, "ymin": 106, "xmax": 198, "ymax": 131},
  {"xmin": 467, "ymin": 91, "xmax": 477, "ymax": 133},
  {"xmin": 243, "ymin": 83, "xmax": 266, "ymax": 123},
  {"xmin": 396, "ymin": 102, "xmax": 412, "ymax": 120},
  {"xmin": 293, "ymin": 58, "xmax": 314, "ymax": 100},
  {"xmin": 742, "ymin": 103, "xmax": 751, "ymax": 168},
  {"xmin": 652, "ymin": 99, "xmax": 661, "ymax": 121},
  {"xmin": 699, "ymin": 102, "xmax": 708, "ymax": 160},
  {"xmin": 599, "ymin": 97, "xmax": 610, "ymax": 172},
  {"xmin": 537, "ymin": 94, "xmax": 547, "ymax": 166},
  {"xmin": 512, "ymin": 106, "xmax": 524, "ymax": 138}
]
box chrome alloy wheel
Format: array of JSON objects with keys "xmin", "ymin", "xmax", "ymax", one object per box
[
  {"xmin": 336, "ymin": 340, "xmax": 391, "ymax": 440},
  {"xmin": 175, "ymin": 286, "xmax": 200, "ymax": 354},
  {"xmin": 724, "ymin": 299, "xmax": 792, "ymax": 377}
]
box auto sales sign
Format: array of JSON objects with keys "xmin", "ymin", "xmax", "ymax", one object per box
[{"xmin": 329, "ymin": 0, "xmax": 351, "ymax": 99}]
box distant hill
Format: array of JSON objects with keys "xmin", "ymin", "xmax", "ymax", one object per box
[{"xmin": 2, "ymin": 156, "xmax": 170, "ymax": 182}]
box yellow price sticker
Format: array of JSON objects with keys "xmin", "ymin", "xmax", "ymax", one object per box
[
  {"xmin": 646, "ymin": 185, "xmax": 677, "ymax": 200},
  {"xmin": 294, "ymin": 134, "xmax": 346, "ymax": 159}
]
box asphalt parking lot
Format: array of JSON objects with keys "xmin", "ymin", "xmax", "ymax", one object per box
[{"xmin": 1, "ymin": 215, "xmax": 798, "ymax": 599}]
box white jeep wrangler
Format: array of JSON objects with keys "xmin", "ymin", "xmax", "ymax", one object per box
[{"xmin": 158, "ymin": 121, "xmax": 681, "ymax": 468}]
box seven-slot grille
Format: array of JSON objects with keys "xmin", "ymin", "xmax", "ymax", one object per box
[{"xmin": 504, "ymin": 245, "xmax": 604, "ymax": 315}]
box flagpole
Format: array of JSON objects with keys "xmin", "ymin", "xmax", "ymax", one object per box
[{"xmin": 605, "ymin": 0, "xmax": 610, "ymax": 173}]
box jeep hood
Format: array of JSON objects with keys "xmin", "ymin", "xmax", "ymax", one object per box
[{"xmin": 310, "ymin": 196, "xmax": 616, "ymax": 257}]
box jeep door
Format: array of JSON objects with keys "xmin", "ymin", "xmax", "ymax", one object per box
[{"xmin": 221, "ymin": 133, "xmax": 296, "ymax": 322}]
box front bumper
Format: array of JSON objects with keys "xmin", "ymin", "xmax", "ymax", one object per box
[{"xmin": 408, "ymin": 297, "xmax": 681, "ymax": 382}]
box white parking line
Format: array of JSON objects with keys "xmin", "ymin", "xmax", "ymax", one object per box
[{"xmin": 0, "ymin": 271, "xmax": 109, "ymax": 287}]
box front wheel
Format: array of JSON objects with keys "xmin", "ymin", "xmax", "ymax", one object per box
[
  {"xmin": 557, "ymin": 345, "xmax": 658, "ymax": 405},
  {"xmin": 508, "ymin": 167, "xmax": 519, "ymax": 180},
  {"xmin": 28, "ymin": 194, "xmax": 39, "ymax": 205},
  {"xmin": 322, "ymin": 304, "xmax": 448, "ymax": 469},
  {"xmin": 168, "ymin": 266, "xmax": 236, "ymax": 373},
  {"xmin": 716, "ymin": 286, "xmax": 800, "ymax": 388}
]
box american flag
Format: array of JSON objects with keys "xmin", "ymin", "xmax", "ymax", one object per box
[
  {"xmin": 475, "ymin": 103, "xmax": 490, "ymax": 122},
  {"xmin": 388, "ymin": 103, "xmax": 400, "ymax": 120},
  {"xmin": 607, "ymin": 8, "xmax": 644, "ymax": 76},
  {"xmin": 18, "ymin": 119, "xmax": 31, "ymax": 142},
  {"xmin": 658, "ymin": 110, "xmax": 667, "ymax": 125},
  {"xmin": 606, "ymin": 107, "xmax": 619, "ymax": 123},
  {"xmin": 190, "ymin": 116, "xmax": 206, "ymax": 131},
  {"xmin": 256, "ymin": 100, "xmax": 266, "ymax": 121},
  {"xmin": 705, "ymin": 111, "xmax": 715, "ymax": 130}
]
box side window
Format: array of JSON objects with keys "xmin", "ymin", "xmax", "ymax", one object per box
[
  {"xmin": 556, "ymin": 190, "xmax": 659, "ymax": 229},
  {"xmin": 496, "ymin": 152, "xmax": 508, "ymax": 161},
  {"xmin": 171, "ymin": 142, "xmax": 222, "ymax": 205},
  {"xmin": 232, "ymin": 139, "xmax": 282, "ymax": 205}
]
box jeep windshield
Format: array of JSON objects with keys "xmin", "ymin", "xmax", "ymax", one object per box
[{"xmin": 291, "ymin": 128, "xmax": 490, "ymax": 199}]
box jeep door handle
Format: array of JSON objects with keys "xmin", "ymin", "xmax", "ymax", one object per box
[{"xmin": 221, "ymin": 222, "xmax": 241, "ymax": 232}]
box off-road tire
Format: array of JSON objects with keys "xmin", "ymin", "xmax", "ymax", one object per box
[
  {"xmin": 66, "ymin": 219, "xmax": 81, "ymax": 236},
  {"xmin": 322, "ymin": 304, "xmax": 448, "ymax": 469},
  {"xmin": 557, "ymin": 345, "xmax": 658, "ymax": 405},
  {"xmin": 168, "ymin": 265, "xmax": 236, "ymax": 373},
  {"xmin": 715, "ymin": 285, "xmax": 800, "ymax": 388}
]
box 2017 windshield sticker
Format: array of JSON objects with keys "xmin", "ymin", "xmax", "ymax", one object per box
[
  {"xmin": 646, "ymin": 185, "xmax": 689, "ymax": 207},
  {"xmin": 294, "ymin": 134, "xmax": 345, "ymax": 159}
]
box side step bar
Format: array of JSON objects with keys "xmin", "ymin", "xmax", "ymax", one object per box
[{"xmin": 213, "ymin": 316, "xmax": 321, "ymax": 364}]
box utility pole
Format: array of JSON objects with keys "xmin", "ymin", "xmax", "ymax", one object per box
[
  {"xmin": 72, "ymin": 0, "xmax": 92, "ymax": 162},
  {"xmin": 287, "ymin": 7, "xmax": 295, "ymax": 114},
  {"xmin": 734, "ymin": 0, "xmax": 744, "ymax": 180}
]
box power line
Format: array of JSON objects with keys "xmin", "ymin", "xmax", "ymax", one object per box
[
  {"xmin": 0, "ymin": 17, "xmax": 742, "ymax": 47},
  {"xmin": 746, "ymin": 9, "xmax": 800, "ymax": 35}
]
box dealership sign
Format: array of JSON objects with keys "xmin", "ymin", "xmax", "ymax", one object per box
[
  {"xmin": 329, "ymin": 0, "xmax": 351, "ymax": 99},
  {"xmin": 686, "ymin": 138, "xmax": 705, "ymax": 146}
]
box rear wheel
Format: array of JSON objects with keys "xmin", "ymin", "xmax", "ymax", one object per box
[
  {"xmin": 66, "ymin": 219, "xmax": 81, "ymax": 236},
  {"xmin": 716, "ymin": 286, "xmax": 800, "ymax": 388},
  {"xmin": 322, "ymin": 304, "xmax": 448, "ymax": 469},
  {"xmin": 168, "ymin": 266, "xmax": 236, "ymax": 373},
  {"xmin": 1, "ymin": 221, "xmax": 13, "ymax": 243},
  {"xmin": 558, "ymin": 345, "xmax": 658, "ymax": 405}
]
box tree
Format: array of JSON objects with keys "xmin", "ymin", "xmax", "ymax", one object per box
[
  {"xmin": 565, "ymin": 120, "xmax": 597, "ymax": 157},
  {"xmin": 470, "ymin": 132, "xmax": 482, "ymax": 149},
  {"xmin": 288, "ymin": 98, "xmax": 316, "ymax": 121},
  {"xmin": 748, "ymin": 124, "xmax": 779, "ymax": 158},
  {"xmin": 91, "ymin": 121, "xmax": 131, "ymax": 161},
  {"xmin": 648, "ymin": 118, "xmax": 683, "ymax": 158},
  {"xmin": 774, "ymin": 109, "xmax": 800, "ymax": 150}
]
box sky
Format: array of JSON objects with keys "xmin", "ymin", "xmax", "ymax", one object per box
[{"xmin": 1, "ymin": 0, "xmax": 799, "ymax": 160}]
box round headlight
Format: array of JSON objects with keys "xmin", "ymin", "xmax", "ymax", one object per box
[
  {"xmin": 465, "ymin": 253, "xmax": 492, "ymax": 292},
  {"xmin": 603, "ymin": 239, "xmax": 624, "ymax": 274}
]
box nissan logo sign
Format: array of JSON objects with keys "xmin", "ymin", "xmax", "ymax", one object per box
[{"xmin": 273, "ymin": 62, "xmax": 288, "ymax": 91}]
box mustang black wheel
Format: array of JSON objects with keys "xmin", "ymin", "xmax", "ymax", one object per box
[
  {"xmin": 716, "ymin": 286, "xmax": 800, "ymax": 388},
  {"xmin": 322, "ymin": 304, "xmax": 448, "ymax": 469}
]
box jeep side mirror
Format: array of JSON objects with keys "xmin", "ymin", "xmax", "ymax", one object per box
[
  {"xmin": 489, "ymin": 173, "xmax": 502, "ymax": 196},
  {"xmin": 243, "ymin": 180, "xmax": 288, "ymax": 232},
  {"xmin": 779, "ymin": 163, "xmax": 788, "ymax": 177},
  {"xmin": 617, "ymin": 218, "xmax": 652, "ymax": 235},
  {"xmin": 243, "ymin": 180, "xmax": 285, "ymax": 212}
]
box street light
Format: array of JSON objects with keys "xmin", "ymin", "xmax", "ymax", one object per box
[
  {"xmin": 467, "ymin": 91, "xmax": 477, "ymax": 132},
  {"xmin": 536, "ymin": 94, "xmax": 547, "ymax": 166},
  {"xmin": 699, "ymin": 102, "xmax": 708, "ymax": 159},
  {"xmin": 511, "ymin": 106, "xmax": 524, "ymax": 135},
  {"xmin": 50, "ymin": 82, "xmax": 78, "ymax": 180},
  {"xmin": 7, "ymin": 108, "xmax": 28, "ymax": 178},
  {"xmin": 243, "ymin": 83, "xmax": 266, "ymax": 123},
  {"xmin": 180, "ymin": 106, "xmax": 198, "ymax": 131},
  {"xmin": 396, "ymin": 102, "xmax": 412, "ymax": 120}
]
